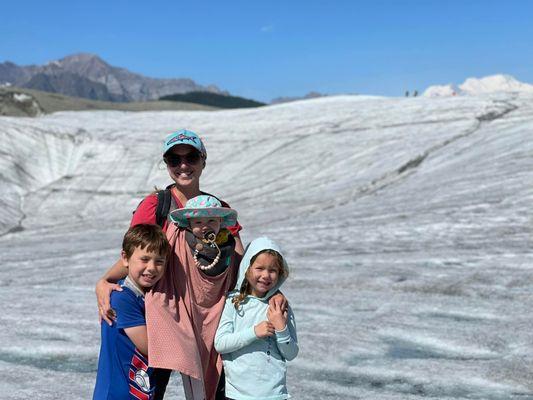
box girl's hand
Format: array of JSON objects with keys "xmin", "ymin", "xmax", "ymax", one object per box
[
  {"xmin": 267, "ymin": 301, "xmax": 288, "ymax": 331},
  {"xmin": 254, "ymin": 321, "xmax": 275, "ymax": 338},
  {"xmin": 96, "ymin": 279, "xmax": 122, "ymax": 325}
]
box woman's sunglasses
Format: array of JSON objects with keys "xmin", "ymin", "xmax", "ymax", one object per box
[{"xmin": 164, "ymin": 151, "xmax": 202, "ymax": 167}]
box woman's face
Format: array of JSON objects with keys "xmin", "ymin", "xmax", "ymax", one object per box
[{"xmin": 165, "ymin": 145, "xmax": 205, "ymax": 190}]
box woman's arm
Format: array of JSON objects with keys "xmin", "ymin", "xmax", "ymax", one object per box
[
  {"xmin": 95, "ymin": 258, "xmax": 128, "ymax": 325},
  {"xmin": 214, "ymin": 301, "xmax": 257, "ymax": 354},
  {"xmin": 101, "ymin": 257, "xmax": 128, "ymax": 282},
  {"xmin": 233, "ymin": 234, "xmax": 244, "ymax": 257}
]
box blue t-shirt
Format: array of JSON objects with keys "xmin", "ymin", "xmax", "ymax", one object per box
[{"xmin": 93, "ymin": 283, "xmax": 155, "ymax": 400}]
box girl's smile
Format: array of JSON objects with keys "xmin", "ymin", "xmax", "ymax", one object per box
[{"xmin": 247, "ymin": 253, "xmax": 280, "ymax": 298}]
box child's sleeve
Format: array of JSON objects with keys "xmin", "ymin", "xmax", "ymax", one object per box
[
  {"xmin": 214, "ymin": 299, "xmax": 257, "ymax": 354},
  {"xmin": 275, "ymin": 305, "xmax": 299, "ymax": 361},
  {"xmin": 111, "ymin": 291, "xmax": 146, "ymax": 329}
]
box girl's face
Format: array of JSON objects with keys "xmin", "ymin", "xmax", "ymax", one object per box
[{"xmin": 247, "ymin": 253, "xmax": 280, "ymax": 298}]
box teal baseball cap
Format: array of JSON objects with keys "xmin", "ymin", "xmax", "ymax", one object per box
[{"xmin": 162, "ymin": 129, "xmax": 207, "ymax": 159}]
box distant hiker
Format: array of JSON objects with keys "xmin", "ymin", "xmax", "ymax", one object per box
[
  {"xmin": 215, "ymin": 237, "xmax": 299, "ymax": 400},
  {"xmin": 95, "ymin": 129, "xmax": 286, "ymax": 400},
  {"xmin": 413, "ymin": 90, "xmax": 418, "ymax": 97},
  {"xmin": 93, "ymin": 224, "xmax": 169, "ymax": 400},
  {"xmin": 405, "ymin": 90, "xmax": 409, "ymax": 97}
]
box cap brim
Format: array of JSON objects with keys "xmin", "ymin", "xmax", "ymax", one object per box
[{"xmin": 169, "ymin": 207, "xmax": 237, "ymax": 228}]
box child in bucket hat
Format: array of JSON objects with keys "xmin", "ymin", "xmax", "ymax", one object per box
[{"xmin": 170, "ymin": 195, "xmax": 238, "ymax": 276}]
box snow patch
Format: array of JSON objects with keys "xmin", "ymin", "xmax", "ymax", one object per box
[
  {"xmin": 13, "ymin": 93, "xmax": 32, "ymax": 103},
  {"xmin": 380, "ymin": 329, "xmax": 498, "ymax": 359},
  {"xmin": 461, "ymin": 74, "xmax": 533, "ymax": 94},
  {"xmin": 424, "ymin": 74, "xmax": 533, "ymax": 97},
  {"xmin": 46, "ymin": 60, "xmax": 62, "ymax": 67},
  {"xmin": 423, "ymin": 83, "xmax": 462, "ymax": 97}
]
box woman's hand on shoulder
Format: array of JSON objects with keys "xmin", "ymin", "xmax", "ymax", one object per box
[
  {"xmin": 95, "ymin": 278, "xmax": 122, "ymax": 325},
  {"xmin": 267, "ymin": 301, "xmax": 288, "ymax": 331},
  {"xmin": 269, "ymin": 291, "xmax": 288, "ymax": 313}
]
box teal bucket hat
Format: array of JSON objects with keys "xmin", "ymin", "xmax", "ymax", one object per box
[
  {"xmin": 170, "ymin": 195, "xmax": 237, "ymax": 228},
  {"xmin": 162, "ymin": 129, "xmax": 207, "ymax": 159}
]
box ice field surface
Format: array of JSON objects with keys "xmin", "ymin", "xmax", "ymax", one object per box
[{"xmin": 1, "ymin": 93, "xmax": 532, "ymax": 399}]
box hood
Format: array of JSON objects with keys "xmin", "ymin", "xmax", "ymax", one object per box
[{"xmin": 235, "ymin": 236, "xmax": 289, "ymax": 300}]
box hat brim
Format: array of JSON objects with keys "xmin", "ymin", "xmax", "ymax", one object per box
[{"xmin": 169, "ymin": 207, "xmax": 237, "ymax": 228}]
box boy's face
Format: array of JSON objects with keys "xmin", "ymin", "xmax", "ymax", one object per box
[
  {"xmin": 121, "ymin": 246, "xmax": 166, "ymax": 290},
  {"xmin": 189, "ymin": 216, "xmax": 222, "ymax": 239}
]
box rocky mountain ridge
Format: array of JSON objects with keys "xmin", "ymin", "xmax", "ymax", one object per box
[{"xmin": 0, "ymin": 53, "xmax": 225, "ymax": 102}]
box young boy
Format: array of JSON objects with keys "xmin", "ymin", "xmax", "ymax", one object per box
[
  {"xmin": 93, "ymin": 224, "xmax": 169, "ymax": 400},
  {"xmin": 170, "ymin": 194, "xmax": 238, "ymax": 276}
]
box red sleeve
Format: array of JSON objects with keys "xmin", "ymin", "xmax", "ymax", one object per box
[
  {"xmin": 130, "ymin": 194, "xmax": 158, "ymax": 227},
  {"xmin": 219, "ymin": 199, "xmax": 243, "ymax": 236}
]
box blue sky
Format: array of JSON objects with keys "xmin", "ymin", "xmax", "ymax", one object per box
[{"xmin": 2, "ymin": 0, "xmax": 533, "ymax": 102}]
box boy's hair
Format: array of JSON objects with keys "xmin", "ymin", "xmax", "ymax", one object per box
[
  {"xmin": 122, "ymin": 224, "xmax": 170, "ymax": 259},
  {"xmin": 232, "ymin": 249, "xmax": 287, "ymax": 309}
]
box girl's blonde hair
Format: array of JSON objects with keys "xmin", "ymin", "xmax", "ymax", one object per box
[{"xmin": 232, "ymin": 249, "xmax": 288, "ymax": 309}]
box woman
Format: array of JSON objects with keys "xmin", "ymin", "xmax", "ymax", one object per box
[{"xmin": 95, "ymin": 129, "xmax": 245, "ymax": 400}]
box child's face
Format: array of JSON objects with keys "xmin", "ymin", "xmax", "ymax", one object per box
[
  {"xmin": 121, "ymin": 246, "xmax": 166, "ymax": 290},
  {"xmin": 189, "ymin": 216, "xmax": 222, "ymax": 239},
  {"xmin": 247, "ymin": 253, "xmax": 280, "ymax": 298}
]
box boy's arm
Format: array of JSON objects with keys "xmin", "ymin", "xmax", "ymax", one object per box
[
  {"xmin": 275, "ymin": 306, "xmax": 299, "ymax": 361},
  {"xmin": 96, "ymin": 258, "xmax": 128, "ymax": 325},
  {"xmin": 113, "ymin": 291, "xmax": 149, "ymax": 356},
  {"xmin": 214, "ymin": 300, "xmax": 257, "ymax": 354},
  {"xmin": 124, "ymin": 325, "xmax": 148, "ymax": 357}
]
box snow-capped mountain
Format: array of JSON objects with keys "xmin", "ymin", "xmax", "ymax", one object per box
[
  {"xmin": 423, "ymin": 74, "xmax": 533, "ymax": 97},
  {"xmin": 0, "ymin": 53, "xmax": 226, "ymax": 102}
]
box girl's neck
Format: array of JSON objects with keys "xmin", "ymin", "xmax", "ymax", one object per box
[{"xmin": 250, "ymin": 288, "xmax": 267, "ymax": 298}]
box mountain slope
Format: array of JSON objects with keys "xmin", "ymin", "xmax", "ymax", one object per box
[
  {"xmin": 0, "ymin": 86, "xmax": 218, "ymax": 116},
  {"xmin": 24, "ymin": 71, "xmax": 124, "ymax": 101},
  {"xmin": 161, "ymin": 91, "xmax": 265, "ymax": 108},
  {"xmin": 0, "ymin": 53, "xmax": 225, "ymax": 101}
]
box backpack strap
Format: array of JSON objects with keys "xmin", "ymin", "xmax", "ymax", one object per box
[{"xmin": 155, "ymin": 188, "xmax": 172, "ymax": 228}]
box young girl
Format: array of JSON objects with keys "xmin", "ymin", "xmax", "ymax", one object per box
[{"xmin": 214, "ymin": 237, "xmax": 299, "ymax": 400}]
